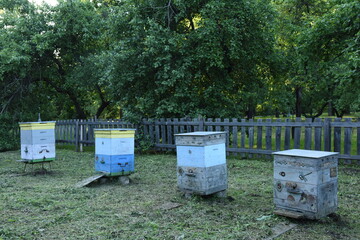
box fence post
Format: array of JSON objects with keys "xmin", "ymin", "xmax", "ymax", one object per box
[
  {"xmin": 314, "ymin": 118, "xmax": 322, "ymax": 151},
  {"xmin": 284, "ymin": 118, "xmax": 291, "ymax": 150},
  {"xmin": 344, "ymin": 118, "xmax": 352, "ymax": 164},
  {"xmin": 294, "ymin": 117, "xmax": 301, "ymax": 149},
  {"xmin": 80, "ymin": 119, "xmax": 83, "ymax": 152},
  {"xmin": 333, "ymin": 118, "xmax": 341, "ymax": 153},
  {"xmin": 324, "ymin": 118, "xmax": 331, "ymax": 151},
  {"xmin": 304, "ymin": 118, "xmax": 312, "ymax": 150},
  {"xmin": 75, "ymin": 120, "xmax": 79, "ymax": 152},
  {"xmin": 275, "ymin": 119, "xmax": 281, "ymax": 151},
  {"xmin": 198, "ymin": 116, "xmax": 204, "ymax": 131}
]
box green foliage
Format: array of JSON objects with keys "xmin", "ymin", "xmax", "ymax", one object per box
[
  {"xmin": 107, "ymin": 0, "xmax": 277, "ymax": 119},
  {"xmin": 0, "ymin": 113, "xmax": 19, "ymax": 151},
  {"xmin": 0, "ymin": 0, "xmax": 358, "ymax": 120}
]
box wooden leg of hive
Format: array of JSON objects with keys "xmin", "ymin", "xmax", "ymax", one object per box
[
  {"xmin": 118, "ymin": 176, "xmax": 130, "ymax": 185},
  {"xmin": 214, "ymin": 190, "xmax": 227, "ymax": 198}
]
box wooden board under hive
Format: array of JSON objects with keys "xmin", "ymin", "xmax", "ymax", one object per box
[
  {"xmin": 175, "ymin": 132, "xmax": 228, "ymax": 196},
  {"xmin": 273, "ymin": 149, "xmax": 338, "ymax": 219},
  {"xmin": 19, "ymin": 121, "xmax": 56, "ymax": 163},
  {"xmin": 94, "ymin": 128, "xmax": 136, "ymax": 176}
]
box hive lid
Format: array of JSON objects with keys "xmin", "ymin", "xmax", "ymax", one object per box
[
  {"xmin": 272, "ymin": 149, "xmax": 338, "ymax": 158},
  {"xmin": 19, "ymin": 121, "xmax": 56, "ymax": 130},
  {"xmin": 175, "ymin": 131, "xmax": 225, "ymax": 136},
  {"xmin": 94, "ymin": 128, "xmax": 136, "ymax": 138}
]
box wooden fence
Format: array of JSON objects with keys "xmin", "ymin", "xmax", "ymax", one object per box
[{"xmin": 56, "ymin": 118, "xmax": 360, "ymax": 164}]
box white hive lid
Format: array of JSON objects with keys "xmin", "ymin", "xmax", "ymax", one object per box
[{"xmin": 272, "ymin": 149, "xmax": 338, "ymax": 158}]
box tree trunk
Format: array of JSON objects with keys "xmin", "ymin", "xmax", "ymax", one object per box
[
  {"xmin": 328, "ymin": 102, "xmax": 333, "ymax": 116},
  {"xmin": 295, "ymin": 86, "xmax": 302, "ymax": 117}
]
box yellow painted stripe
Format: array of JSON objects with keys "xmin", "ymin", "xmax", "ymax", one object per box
[
  {"xmin": 94, "ymin": 130, "xmax": 135, "ymax": 138},
  {"xmin": 19, "ymin": 122, "xmax": 55, "ymax": 130}
]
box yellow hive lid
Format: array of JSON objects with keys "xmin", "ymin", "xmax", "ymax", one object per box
[
  {"xmin": 94, "ymin": 128, "xmax": 136, "ymax": 138},
  {"xmin": 19, "ymin": 121, "xmax": 56, "ymax": 130}
]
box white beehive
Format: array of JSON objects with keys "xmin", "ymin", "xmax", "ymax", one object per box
[
  {"xmin": 19, "ymin": 121, "xmax": 56, "ymax": 163},
  {"xmin": 175, "ymin": 132, "xmax": 227, "ymax": 196},
  {"xmin": 273, "ymin": 149, "xmax": 338, "ymax": 219}
]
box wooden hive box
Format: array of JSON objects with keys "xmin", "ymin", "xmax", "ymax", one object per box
[
  {"xmin": 94, "ymin": 128, "xmax": 136, "ymax": 176},
  {"xmin": 273, "ymin": 149, "xmax": 338, "ymax": 219},
  {"xmin": 175, "ymin": 132, "xmax": 227, "ymax": 196},
  {"xmin": 19, "ymin": 121, "xmax": 56, "ymax": 163}
]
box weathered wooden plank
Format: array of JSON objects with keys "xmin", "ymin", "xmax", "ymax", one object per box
[
  {"xmin": 294, "ymin": 118, "xmax": 301, "ymax": 149},
  {"xmin": 186, "ymin": 119, "xmax": 192, "ymax": 132},
  {"xmin": 155, "ymin": 119, "xmax": 160, "ymax": 146},
  {"xmin": 75, "ymin": 120, "xmax": 79, "ymax": 152},
  {"xmin": 149, "ymin": 119, "xmax": 155, "ymax": 143},
  {"xmin": 257, "ymin": 119, "xmax": 263, "ymax": 150},
  {"xmin": 314, "ymin": 118, "xmax": 322, "ymax": 151},
  {"xmin": 304, "ymin": 118, "xmax": 312, "ymax": 150},
  {"xmin": 232, "ymin": 118, "xmax": 238, "ymax": 155},
  {"xmin": 198, "ymin": 117, "xmax": 204, "ymax": 131},
  {"xmin": 193, "ymin": 118, "xmax": 199, "ymax": 132},
  {"xmin": 160, "ymin": 118, "xmax": 166, "ymax": 145},
  {"xmin": 224, "ymin": 118, "xmax": 230, "ymax": 149},
  {"xmin": 275, "ymin": 119, "xmax": 281, "ymax": 151},
  {"xmin": 74, "ymin": 174, "xmax": 106, "ymax": 188},
  {"xmin": 324, "ymin": 118, "xmax": 332, "ymax": 151},
  {"xmin": 284, "ymin": 119, "xmax": 291, "ymax": 150},
  {"xmin": 80, "ymin": 119, "xmax": 84, "ymax": 151},
  {"xmin": 215, "ymin": 118, "xmax": 221, "ymax": 132},
  {"xmin": 173, "ymin": 118, "xmax": 179, "ymax": 135},
  {"xmin": 266, "ymin": 119, "xmax": 272, "ymax": 151},
  {"xmin": 241, "ymin": 119, "xmax": 246, "ymax": 158},
  {"xmin": 248, "ymin": 119, "xmax": 254, "ymax": 158},
  {"xmin": 344, "ymin": 118, "xmax": 352, "ymax": 164},
  {"xmin": 167, "ymin": 118, "xmax": 173, "ymax": 145},
  {"xmin": 334, "ymin": 118, "xmax": 341, "ymax": 153},
  {"xmin": 179, "ymin": 118, "xmax": 185, "ymax": 133},
  {"xmin": 207, "ymin": 118, "xmax": 213, "ymax": 132}
]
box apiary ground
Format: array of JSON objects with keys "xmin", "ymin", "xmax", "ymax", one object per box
[{"xmin": 0, "ymin": 148, "xmax": 359, "ymax": 239}]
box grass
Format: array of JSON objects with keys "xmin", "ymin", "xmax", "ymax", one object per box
[{"xmin": 0, "ymin": 148, "xmax": 359, "ymax": 239}]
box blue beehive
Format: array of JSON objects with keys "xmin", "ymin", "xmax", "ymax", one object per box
[
  {"xmin": 94, "ymin": 128, "xmax": 136, "ymax": 176},
  {"xmin": 175, "ymin": 131, "xmax": 228, "ymax": 196},
  {"xmin": 19, "ymin": 121, "xmax": 56, "ymax": 163}
]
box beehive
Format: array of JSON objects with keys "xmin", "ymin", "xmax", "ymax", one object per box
[
  {"xmin": 273, "ymin": 149, "xmax": 338, "ymax": 219},
  {"xmin": 175, "ymin": 131, "xmax": 227, "ymax": 195},
  {"xmin": 19, "ymin": 121, "xmax": 56, "ymax": 163},
  {"xmin": 94, "ymin": 128, "xmax": 136, "ymax": 176}
]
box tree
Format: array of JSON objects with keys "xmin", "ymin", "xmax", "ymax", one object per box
[
  {"xmin": 0, "ymin": 0, "xmax": 114, "ymax": 120},
  {"xmin": 300, "ymin": 0, "xmax": 360, "ymax": 117},
  {"xmin": 107, "ymin": 0, "xmax": 277, "ymax": 120}
]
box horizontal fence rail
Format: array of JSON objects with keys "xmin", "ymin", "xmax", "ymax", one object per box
[{"xmin": 55, "ymin": 118, "xmax": 360, "ymax": 164}]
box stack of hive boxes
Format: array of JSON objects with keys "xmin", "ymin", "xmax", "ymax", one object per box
[
  {"xmin": 175, "ymin": 131, "xmax": 228, "ymax": 196},
  {"xmin": 273, "ymin": 149, "xmax": 338, "ymax": 219},
  {"xmin": 19, "ymin": 121, "xmax": 56, "ymax": 163},
  {"xmin": 94, "ymin": 128, "xmax": 136, "ymax": 176}
]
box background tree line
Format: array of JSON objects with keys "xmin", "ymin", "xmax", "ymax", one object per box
[{"xmin": 0, "ymin": 0, "xmax": 359, "ymax": 150}]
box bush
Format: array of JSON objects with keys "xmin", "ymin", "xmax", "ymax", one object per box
[{"xmin": 0, "ymin": 114, "xmax": 19, "ymax": 152}]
